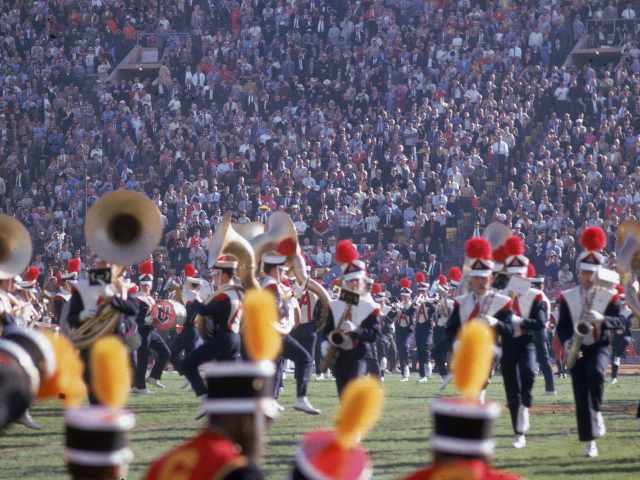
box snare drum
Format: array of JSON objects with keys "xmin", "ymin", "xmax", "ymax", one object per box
[{"xmin": 151, "ymin": 300, "xmax": 187, "ymax": 330}]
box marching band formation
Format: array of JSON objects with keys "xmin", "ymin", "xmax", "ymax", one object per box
[{"xmin": 2, "ymin": 189, "xmax": 640, "ymax": 480}]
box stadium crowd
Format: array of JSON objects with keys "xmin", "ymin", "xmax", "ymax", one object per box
[{"xmin": 6, "ymin": 0, "xmax": 639, "ymax": 301}]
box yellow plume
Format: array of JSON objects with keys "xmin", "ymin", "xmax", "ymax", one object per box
[
  {"xmin": 334, "ymin": 377, "xmax": 385, "ymax": 449},
  {"xmin": 90, "ymin": 336, "xmax": 131, "ymax": 409},
  {"xmin": 451, "ymin": 320, "xmax": 496, "ymax": 400},
  {"xmin": 241, "ymin": 288, "xmax": 282, "ymax": 361},
  {"xmin": 37, "ymin": 331, "xmax": 86, "ymax": 407}
]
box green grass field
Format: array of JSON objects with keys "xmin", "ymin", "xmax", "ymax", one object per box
[{"xmin": 2, "ymin": 370, "xmax": 640, "ymax": 480}]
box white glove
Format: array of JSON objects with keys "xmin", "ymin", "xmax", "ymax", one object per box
[
  {"xmin": 292, "ymin": 282, "xmax": 305, "ymax": 298},
  {"xmin": 511, "ymin": 315, "xmax": 524, "ymax": 337},
  {"xmin": 563, "ymin": 339, "xmax": 573, "ymax": 353},
  {"xmin": 339, "ymin": 320, "xmax": 357, "ymax": 333},
  {"xmin": 477, "ymin": 315, "xmax": 498, "ymax": 327},
  {"xmin": 144, "ymin": 315, "xmax": 154, "ymax": 325},
  {"xmin": 97, "ymin": 279, "xmax": 115, "ymax": 298},
  {"xmin": 285, "ymin": 297, "xmax": 300, "ymax": 311},
  {"xmin": 320, "ymin": 340, "xmax": 330, "ymax": 357},
  {"xmin": 79, "ymin": 305, "xmax": 99, "ymax": 321},
  {"xmin": 583, "ymin": 310, "xmax": 604, "ymax": 325}
]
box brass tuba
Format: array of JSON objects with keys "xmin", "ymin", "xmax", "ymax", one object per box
[
  {"xmin": 457, "ymin": 222, "xmax": 511, "ymax": 296},
  {"xmin": 66, "ymin": 191, "xmax": 163, "ymax": 349},
  {"xmin": 0, "ymin": 214, "xmax": 32, "ymax": 280},
  {"xmin": 616, "ymin": 220, "xmax": 640, "ymax": 318}
]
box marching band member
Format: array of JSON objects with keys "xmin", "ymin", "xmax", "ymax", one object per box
[
  {"xmin": 64, "ymin": 257, "xmax": 140, "ymax": 403},
  {"xmin": 131, "ymin": 261, "xmax": 170, "ymax": 394},
  {"xmin": 54, "ymin": 258, "xmax": 81, "ymax": 321},
  {"xmin": 291, "ymin": 265, "xmax": 320, "ymax": 362},
  {"xmin": 500, "ymin": 236, "xmax": 547, "ymax": 449},
  {"xmin": 321, "ymin": 240, "xmax": 381, "ymax": 397},
  {"xmin": 399, "ymin": 321, "xmax": 526, "ymax": 480},
  {"xmin": 363, "ymin": 278, "xmax": 382, "ymax": 380},
  {"xmin": 430, "ymin": 267, "xmax": 460, "ymax": 380},
  {"xmin": 389, "ymin": 278, "xmax": 416, "ymax": 382},
  {"xmin": 529, "ymin": 272, "xmax": 557, "ymax": 396},
  {"xmin": 315, "ymin": 279, "xmax": 342, "ymax": 381},
  {"xmin": 183, "ymin": 255, "xmax": 244, "ymax": 420},
  {"xmin": 15, "ymin": 269, "xmax": 40, "ymax": 328},
  {"xmin": 262, "ymin": 243, "xmax": 320, "ymax": 415},
  {"xmin": 371, "ymin": 283, "xmax": 392, "ymax": 382},
  {"xmin": 446, "ymin": 237, "xmax": 514, "ymax": 403},
  {"xmin": 145, "ymin": 289, "xmax": 281, "ymax": 480},
  {"xmin": 549, "ymin": 302, "xmax": 566, "ymax": 378},
  {"xmin": 557, "ymin": 227, "xmax": 625, "ymax": 457},
  {"xmin": 168, "ymin": 264, "xmax": 203, "ymax": 390},
  {"xmin": 610, "ymin": 284, "xmax": 634, "ymax": 385},
  {"xmin": 415, "ymin": 273, "xmax": 436, "ymax": 383}
]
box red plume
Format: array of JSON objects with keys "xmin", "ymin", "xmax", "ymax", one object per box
[
  {"xmin": 277, "ymin": 238, "xmax": 297, "ymax": 256},
  {"xmin": 448, "ymin": 267, "xmax": 462, "ymax": 282},
  {"xmin": 139, "ymin": 261, "xmax": 154, "ymax": 275},
  {"xmin": 465, "ymin": 237, "xmax": 492, "ymax": 260},
  {"xmin": 332, "ymin": 279, "xmax": 340, "ymax": 288},
  {"xmin": 371, "ymin": 283, "xmax": 382, "ymax": 295},
  {"xmin": 438, "ymin": 274, "xmax": 447, "ymax": 285},
  {"xmin": 615, "ymin": 284, "xmax": 624, "ymax": 294},
  {"xmin": 580, "ymin": 226, "xmax": 607, "ymax": 252},
  {"xmin": 400, "ymin": 278, "xmax": 411, "ymax": 288},
  {"xmin": 56, "ymin": 273, "xmax": 62, "ymax": 287},
  {"xmin": 128, "ymin": 285, "xmax": 139, "ymax": 294},
  {"xmin": 527, "ymin": 264, "xmax": 536, "ymax": 278},
  {"xmin": 504, "ymin": 236, "xmax": 524, "ymax": 256},
  {"xmin": 492, "ymin": 246, "xmax": 507, "ymax": 264},
  {"xmin": 67, "ymin": 258, "xmax": 81, "ymax": 274},
  {"xmin": 415, "ymin": 272, "xmax": 426, "ymax": 283},
  {"xmin": 184, "ymin": 264, "xmax": 196, "ymax": 277},
  {"xmin": 282, "ymin": 279, "xmax": 291, "ymax": 288},
  {"xmin": 335, "ymin": 240, "xmax": 359, "ymax": 264},
  {"xmin": 26, "ymin": 266, "xmax": 40, "ymax": 282}
]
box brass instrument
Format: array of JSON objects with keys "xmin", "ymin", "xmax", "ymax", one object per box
[
  {"xmin": 458, "ymin": 222, "xmax": 511, "ymax": 296},
  {"xmin": 291, "ymin": 251, "xmax": 331, "ymax": 332},
  {"xmin": 39, "ymin": 290, "xmax": 56, "ymax": 323},
  {"xmin": 237, "ymin": 221, "xmax": 266, "ymax": 243},
  {"xmin": 67, "ymin": 191, "xmax": 162, "ymax": 349},
  {"xmin": 616, "ymin": 220, "xmax": 640, "ymax": 319},
  {"xmin": 0, "ymin": 214, "xmax": 33, "ymax": 280},
  {"xmin": 564, "ymin": 285, "xmax": 598, "ymax": 369},
  {"xmin": 320, "ymin": 287, "xmax": 359, "ymax": 373}
]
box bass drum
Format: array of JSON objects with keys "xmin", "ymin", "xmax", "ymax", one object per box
[{"xmin": 151, "ymin": 300, "xmax": 187, "ymax": 330}]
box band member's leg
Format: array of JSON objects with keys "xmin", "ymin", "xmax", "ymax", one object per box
[
  {"xmin": 519, "ymin": 343, "xmax": 537, "ymax": 410},
  {"xmin": 291, "ymin": 323, "xmax": 317, "ymax": 359},
  {"xmin": 134, "ymin": 328, "xmax": 152, "ymax": 389},
  {"xmin": 571, "ymin": 356, "xmax": 594, "ymax": 441},
  {"xmin": 586, "ymin": 348, "xmax": 609, "ymax": 415},
  {"xmin": 334, "ymin": 358, "xmax": 368, "ymax": 398},
  {"xmin": 168, "ymin": 325, "xmax": 198, "ymax": 375},
  {"xmin": 282, "ymin": 335, "xmax": 313, "ymax": 398},
  {"xmin": 181, "ymin": 331, "xmax": 241, "ymax": 396},
  {"xmin": 368, "ymin": 340, "xmax": 381, "ymax": 379},
  {"xmin": 501, "ymin": 348, "xmax": 522, "ymax": 434},
  {"xmin": 415, "ymin": 322, "xmax": 428, "ymax": 378},
  {"xmin": 431, "ymin": 331, "xmax": 449, "ymax": 377},
  {"xmin": 148, "ymin": 331, "xmax": 171, "ymax": 381},
  {"xmin": 396, "ymin": 326, "xmax": 412, "ymax": 372},
  {"xmin": 534, "ymin": 330, "xmax": 555, "ymax": 392}
]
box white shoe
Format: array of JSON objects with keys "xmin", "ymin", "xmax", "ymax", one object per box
[
  {"xmin": 130, "ymin": 387, "xmax": 155, "ymax": 394},
  {"xmin": 426, "ymin": 363, "xmax": 433, "ymax": 377},
  {"xmin": 279, "ymin": 387, "xmax": 284, "ymax": 394},
  {"xmin": 184, "ymin": 387, "xmax": 194, "ymax": 393},
  {"xmin": 439, "ymin": 374, "xmax": 453, "ymax": 390},
  {"xmin": 539, "ymin": 391, "xmax": 557, "ymax": 396},
  {"xmin": 165, "ymin": 370, "xmax": 179, "ymax": 375},
  {"xmin": 392, "ymin": 368, "xmax": 401, "ymax": 373},
  {"xmin": 609, "ymin": 378, "xmax": 617, "ymax": 385},
  {"xmin": 315, "ymin": 373, "xmax": 325, "ymax": 380},
  {"xmin": 274, "ymin": 401, "xmax": 285, "ymax": 412},
  {"xmin": 511, "ymin": 434, "xmax": 526, "ymax": 449},
  {"xmin": 516, "ymin": 405, "xmax": 530, "ymax": 433},
  {"xmin": 585, "ymin": 441, "xmax": 598, "ymax": 457},
  {"xmin": 282, "ymin": 372, "xmax": 286, "ymax": 380},
  {"xmin": 591, "ymin": 409, "xmax": 606, "ymax": 438},
  {"xmin": 15, "ymin": 411, "xmax": 41, "ymax": 430},
  {"xmin": 147, "ymin": 377, "xmax": 165, "ymax": 389},
  {"xmin": 380, "ymin": 357, "xmax": 388, "ymax": 371},
  {"xmin": 293, "ymin": 396, "xmax": 321, "ymax": 415},
  {"xmin": 403, "ymin": 366, "xmax": 410, "ymax": 378},
  {"xmin": 478, "ymin": 390, "xmax": 486, "ymax": 404},
  {"xmin": 179, "ymin": 378, "xmax": 191, "ymax": 389},
  {"xmin": 194, "ymin": 396, "xmax": 207, "ymax": 420},
  {"xmin": 417, "ymin": 377, "xmax": 428, "ymax": 383},
  {"xmin": 380, "ymin": 376, "xmax": 384, "ymax": 382}
]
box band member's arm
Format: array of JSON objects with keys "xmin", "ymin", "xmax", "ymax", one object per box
[
  {"xmin": 445, "ymin": 303, "xmax": 461, "ymax": 344},
  {"xmin": 135, "ymin": 301, "xmax": 152, "ymax": 327},
  {"xmin": 351, "ymin": 313, "xmax": 382, "ymax": 343},
  {"xmin": 110, "ymin": 296, "xmax": 139, "ymax": 316},
  {"xmin": 323, "ymin": 310, "xmax": 336, "ymax": 337},
  {"xmin": 263, "ymin": 284, "xmax": 287, "ymax": 318},
  {"xmin": 518, "ymin": 298, "xmax": 547, "ymax": 331},
  {"xmin": 65, "ymin": 291, "xmax": 84, "ymax": 329},
  {"xmin": 386, "ymin": 308, "xmax": 398, "ymax": 320},
  {"xmin": 192, "ymin": 296, "xmax": 231, "ymax": 316},
  {"xmin": 601, "ymin": 298, "xmax": 625, "ymax": 331},
  {"xmin": 493, "ymin": 304, "xmax": 516, "ymax": 338},
  {"xmin": 556, "ymin": 297, "xmax": 573, "ymax": 345}
]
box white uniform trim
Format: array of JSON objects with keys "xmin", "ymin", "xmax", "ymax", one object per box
[
  {"xmin": 455, "ymin": 291, "xmax": 511, "ymax": 326},
  {"xmin": 562, "ymin": 286, "xmax": 615, "ymax": 346}
]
